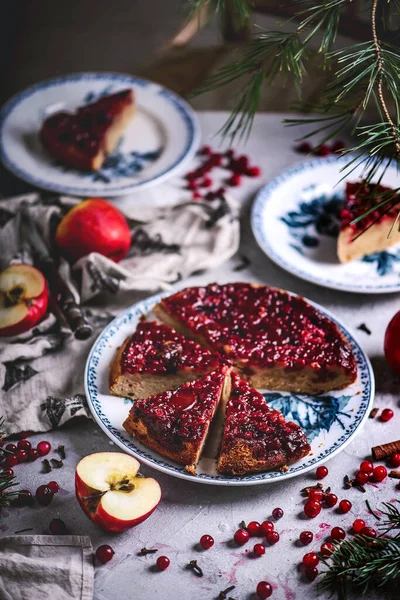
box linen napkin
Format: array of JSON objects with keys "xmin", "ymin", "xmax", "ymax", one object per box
[
  {"xmin": 0, "ymin": 535, "xmax": 94, "ymax": 600},
  {"xmin": 0, "ymin": 191, "xmax": 239, "ymax": 435}
]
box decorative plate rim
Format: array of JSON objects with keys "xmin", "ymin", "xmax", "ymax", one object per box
[
  {"xmin": 251, "ymin": 155, "xmax": 400, "ymax": 294},
  {"xmin": 0, "ymin": 72, "xmax": 200, "ymax": 196},
  {"xmin": 84, "ymin": 288, "xmax": 375, "ymax": 487}
]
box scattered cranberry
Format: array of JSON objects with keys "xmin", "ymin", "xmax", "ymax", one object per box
[
  {"xmin": 360, "ymin": 527, "xmax": 377, "ymax": 538},
  {"xmin": 205, "ymin": 191, "xmax": 216, "ymax": 201},
  {"xmin": 228, "ymin": 174, "xmax": 241, "ymax": 187},
  {"xmin": 302, "ymin": 552, "xmax": 319, "ymax": 568},
  {"xmin": 6, "ymin": 454, "xmax": 18, "ymax": 468},
  {"xmin": 186, "ymin": 171, "xmax": 196, "ymax": 181},
  {"xmin": 47, "ymin": 481, "xmax": 60, "ymax": 494},
  {"xmin": 308, "ymin": 489, "xmax": 323, "ymax": 502},
  {"xmin": 384, "ymin": 311, "xmax": 400, "ymax": 374},
  {"xmin": 296, "ymin": 142, "xmax": 312, "ymax": 154},
  {"xmin": 2, "ymin": 468, "xmax": 14, "ymax": 477},
  {"xmin": 225, "ymin": 149, "xmax": 235, "ymax": 159},
  {"xmin": 331, "ymin": 140, "xmax": 345, "ymax": 153},
  {"xmin": 11, "ymin": 489, "xmax": 33, "ymax": 507},
  {"xmin": 210, "ymin": 153, "xmax": 223, "ymax": 166},
  {"xmin": 380, "ymin": 408, "xmax": 394, "ymax": 422},
  {"xmin": 199, "ymin": 534, "xmax": 214, "ymax": 550},
  {"xmin": 156, "ymin": 555, "xmax": 170, "ymax": 570},
  {"xmin": 35, "ymin": 484, "xmax": 54, "ymax": 506},
  {"xmin": 360, "ymin": 460, "xmax": 373, "ymax": 473},
  {"xmin": 17, "ymin": 440, "xmax": 31, "ymax": 451},
  {"xmin": 390, "ymin": 453, "xmax": 400, "ymax": 468},
  {"xmin": 37, "ymin": 441, "xmax": 51, "ymax": 456},
  {"xmin": 299, "ymin": 531, "xmax": 314, "ymax": 545},
  {"xmin": 331, "ymin": 527, "xmax": 346, "ymax": 542},
  {"xmin": 187, "ymin": 180, "xmax": 198, "ymax": 190},
  {"xmin": 320, "ymin": 542, "xmax": 335, "ymax": 556},
  {"xmin": 339, "ymin": 499, "xmax": 352, "ymax": 513},
  {"xmin": 315, "ymin": 144, "xmax": 330, "ymax": 157},
  {"xmin": 305, "ymin": 567, "xmax": 319, "ymax": 581},
  {"xmin": 260, "ymin": 520, "xmax": 274, "ymax": 535},
  {"xmin": 234, "ymin": 528, "xmax": 249, "ymax": 545},
  {"xmin": 192, "ymin": 191, "xmax": 202, "ymax": 200},
  {"xmin": 246, "ymin": 166, "xmax": 261, "ymax": 177},
  {"xmin": 266, "ymin": 531, "xmax": 280, "ymax": 545},
  {"xmin": 355, "ymin": 470, "xmax": 369, "ymax": 485},
  {"xmin": 304, "ymin": 500, "xmax": 322, "ymax": 518},
  {"xmin": 200, "ymin": 145, "xmax": 212, "ymax": 156},
  {"xmin": 27, "ymin": 448, "xmax": 39, "ymax": 462},
  {"xmin": 16, "ymin": 449, "xmax": 28, "ymax": 463},
  {"xmin": 216, "ymin": 187, "xmax": 226, "ymax": 196},
  {"xmin": 272, "ymin": 508, "xmax": 284, "ymax": 520},
  {"xmin": 316, "ymin": 466, "xmax": 328, "ymax": 479},
  {"xmin": 201, "ymin": 177, "xmax": 212, "ymax": 188},
  {"xmin": 96, "ymin": 545, "xmax": 115, "ymax": 564},
  {"xmin": 352, "ymin": 519, "xmax": 366, "ymax": 533},
  {"xmin": 247, "ymin": 521, "xmax": 261, "ymax": 536},
  {"xmin": 372, "ymin": 465, "xmax": 387, "ymax": 482},
  {"xmin": 256, "ymin": 581, "xmax": 273, "ymax": 599},
  {"xmin": 253, "ymin": 543, "xmax": 265, "ymax": 557},
  {"xmin": 5, "ymin": 444, "xmax": 17, "ymax": 453},
  {"xmin": 324, "ymin": 493, "xmax": 338, "ymax": 508},
  {"xmin": 49, "ymin": 518, "xmax": 67, "ymax": 535}
]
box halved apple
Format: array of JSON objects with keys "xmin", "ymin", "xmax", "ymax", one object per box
[
  {"xmin": 0, "ymin": 264, "xmax": 48, "ymax": 337},
  {"xmin": 75, "ymin": 452, "xmax": 161, "ymax": 532}
]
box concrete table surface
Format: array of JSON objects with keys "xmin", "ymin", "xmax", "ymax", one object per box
[{"xmin": 2, "ymin": 113, "xmax": 399, "ymax": 600}]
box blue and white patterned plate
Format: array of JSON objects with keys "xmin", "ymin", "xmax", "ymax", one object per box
[
  {"xmin": 251, "ymin": 155, "xmax": 400, "ymax": 293},
  {"xmin": 0, "ymin": 72, "xmax": 200, "ymax": 196},
  {"xmin": 84, "ymin": 290, "xmax": 374, "ymax": 486}
]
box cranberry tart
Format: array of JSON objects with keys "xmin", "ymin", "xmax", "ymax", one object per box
[
  {"xmin": 40, "ymin": 89, "xmax": 135, "ymax": 171},
  {"xmin": 109, "ymin": 321, "xmax": 221, "ymax": 399},
  {"xmin": 337, "ymin": 181, "xmax": 400, "ymax": 263},
  {"xmin": 123, "ymin": 366, "xmax": 231, "ymax": 475},
  {"xmin": 154, "ymin": 283, "xmax": 356, "ymax": 394},
  {"xmin": 217, "ymin": 373, "xmax": 311, "ymax": 475}
]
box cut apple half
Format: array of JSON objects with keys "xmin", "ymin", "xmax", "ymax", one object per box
[{"xmin": 75, "ymin": 452, "xmax": 161, "ymax": 532}]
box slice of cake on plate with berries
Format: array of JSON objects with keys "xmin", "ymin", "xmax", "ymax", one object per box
[
  {"xmin": 40, "ymin": 89, "xmax": 135, "ymax": 171},
  {"xmin": 109, "ymin": 321, "xmax": 222, "ymax": 399},
  {"xmin": 337, "ymin": 181, "xmax": 400, "ymax": 263},
  {"xmin": 217, "ymin": 373, "xmax": 311, "ymax": 475},
  {"xmin": 123, "ymin": 365, "xmax": 231, "ymax": 475},
  {"xmin": 153, "ymin": 283, "xmax": 356, "ymax": 394}
]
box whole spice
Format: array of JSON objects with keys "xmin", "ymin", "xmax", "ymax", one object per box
[
  {"xmin": 56, "ymin": 445, "xmax": 66, "ymax": 459},
  {"xmin": 217, "ymin": 585, "xmax": 235, "ymax": 599},
  {"xmin": 389, "ymin": 470, "xmax": 400, "ymax": 479},
  {"xmin": 369, "ymin": 408, "xmax": 379, "ymax": 419},
  {"xmin": 187, "ymin": 560, "xmax": 203, "ymax": 577},
  {"xmin": 50, "ymin": 458, "xmax": 63, "ymax": 469},
  {"xmin": 357, "ymin": 323, "xmax": 372, "ymax": 335},
  {"xmin": 42, "ymin": 459, "xmax": 51, "ymax": 473},
  {"xmin": 372, "ymin": 440, "xmax": 400, "ymax": 460},
  {"xmin": 138, "ymin": 547, "xmax": 158, "ymax": 556}
]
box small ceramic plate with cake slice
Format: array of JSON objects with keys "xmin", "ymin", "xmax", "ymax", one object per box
[
  {"xmin": 0, "ymin": 72, "xmax": 200, "ymax": 196},
  {"xmin": 251, "ymin": 155, "xmax": 400, "ymax": 293}
]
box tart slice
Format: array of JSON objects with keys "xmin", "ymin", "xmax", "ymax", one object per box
[
  {"xmin": 123, "ymin": 366, "xmax": 231, "ymax": 475},
  {"xmin": 337, "ymin": 181, "xmax": 400, "ymax": 263},
  {"xmin": 40, "ymin": 89, "xmax": 135, "ymax": 171},
  {"xmin": 154, "ymin": 283, "xmax": 357, "ymax": 394},
  {"xmin": 109, "ymin": 321, "xmax": 221, "ymax": 399},
  {"xmin": 217, "ymin": 373, "xmax": 311, "ymax": 475}
]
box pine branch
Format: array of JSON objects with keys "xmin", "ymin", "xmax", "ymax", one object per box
[
  {"xmin": 188, "ymin": 0, "xmax": 252, "ymax": 27},
  {"xmin": 0, "ymin": 417, "xmax": 20, "ymax": 514}
]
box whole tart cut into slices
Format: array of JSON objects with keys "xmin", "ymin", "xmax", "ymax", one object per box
[
  {"xmin": 123, "ymin": 366, "xmax": 231, "ymax": 475},
  {"xmin": 217, "ymin": 373, "xmax": 311, "ymax": 475},
  {"xmin": 109, "ymin": 321, "xmax": 221, "ymax": 399},
  {"xmin": 40, "ymin": 89, "xmax": 135, "ymax": 171},
  {"xmin": 153, "ymin": 283, "xmax": 357, "ymax": 394},
  {"xmin": 337, "ymin": 181, "xmax": 400, "ymax": 263}
]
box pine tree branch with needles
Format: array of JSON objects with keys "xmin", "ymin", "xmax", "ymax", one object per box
[{"xmin": 0, "ymin": 417, "xmax": 20, "ymax": 514}]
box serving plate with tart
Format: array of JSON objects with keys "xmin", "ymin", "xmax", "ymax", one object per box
[
  {"xmin": 0, "ymin": 72, "xmax": 199, "ymax": 196},
  {"xmin": 85, "ymin": 283, "xmax": 374, "ymax": 486}
]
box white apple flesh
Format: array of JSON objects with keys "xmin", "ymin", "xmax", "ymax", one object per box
[{"xmin": 75, "ymin": 452, "xmax": 161, "ymax": 532}]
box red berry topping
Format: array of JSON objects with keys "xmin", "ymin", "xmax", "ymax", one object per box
[
  {"xmin": 302, "ymin": 552, "xmax": 319, "ymax": 568},
  {"xmin": 296, "ymin": 142, "xmax": 312, "ymax": 154},
  {"xmin": 16, "ymin": 449, "xmax": 28, "ymax": 463},
  {"xmin": 331, "ymin": 140, "xmax": 345, "ymax": 153},
  {"xmin": 304, "ymin": 500, "xmax": 322, "ymax": 518},
  {"xmin": 201, "ymin": 177, "xmax": 212, "ymax": 188},
  {"xmin": 6, "ymin": 454, "xmax": 18, "ymax": 468},
  {"xmin": 96, "ymin": 544, "xmax": 115, "ymax": 564},
  {"xmin": 37, "ymin": 441, "xmax": 51, "ymax": 456},
  {"xmin": 308, "ymin": 488, "xmax": 323, "ymax": 502},
  {"xmin": 260, "ymin": 520, "xmax": 274, "ymax": 535},
  {"xmin": 331, "ymin": 527, "xmax": 346, "ymax": 542},
  {"xmin": 199, "ymin": 534, "xmax": 214, "ymax": 550},
  {"xmin": 339, "ymin": 499, "xmax": 352, "ymax": 513},
  {"xmin": 17, "ymin": 439, "xmax": 31, "ymax": 451},
  {"xmin": 272, "ymin": 507, "xmax": 284, "ymax": 520},
  {"xmin": 390, "ymin": 453, "xmax": 400, "ymax": 468},
  {"xmin": 315, "ymin": 144, "xmax": 330, "ymax": 157},
  {"xmin": 324, "ymin": 493, "xmax": 338, "ymax": 508},
  {"xmin": 360, "ymin": 460, "xmax": 373, "ymax": 473},
  {"xmin": 256, "ymin": 581, "xmax": 273, "ymax": 599},
  {"xmin": 2, "ymin": 468, "xmax": 14, "ymax": 477},
  {"xmin": 253, "ymin": 543, "xmax": 265, "ymax": 557},
  {"xmin": 5, "ymin": 444, "xmax": 17, "ymax": 453},
  {"xmin": 305, "ymin": 566, "xmax": 319, "ymax": 581},
  {"xmin": 380, "ymin": 408, "xmax": 394, "ymax": 422},
  {"xmin": 234, "ymin": 528, "xmax": 250, "ymax": 545},
  {"xmin": 49, "ymin": 518, "xmax": 67, "ymax": 535},
  {"xmin": 355, "ymin": 470, "xmax": 369, "ymax": 485},
  {"xmin": 35, "ymin": 484, "xmax": 54, "ymax": 506},
  {"xmin": 11, "ymin": 489, "xmax": 33, "ymax": 508},
  {"xmin": 247, "ymin": 521, "xmax": 261, "ymax": 536},
  {"xmin": 360, "ymin": 527, "xmax": 377, "ymax": 538},
  {"xmin": 47, "ymin": 481, "xmax": 60, "ymax": 494},
  {"xmin": 372, "ymin": 465, "xmax": 387, "ymax": 482},
  {"xmin": 228, "ymin": 174, "xmax": 241, "ymax": 187},
  {"xmin": 320, "ymin": 542, "xmax": 335, "ymax": 556},
  {"xmin": 352, "ymin": 519, "xmax": 366, "ymax": 533},
  {"xmin": 27, "ymin": 448, "xmax": 39, "ymax": 462},
  {"xmin": 299, "ymin": 531, "xmax": 314, "ymax": 545},
  {"xmin": 200, "ymin": 145, "xmax": 212, "ymax": 155},
  {"xmin": 316, "ymin": 465, "xmax": 328, "ymax": 479},
  {"xmin": 266, "ymin": 531, "xmax": 280, "ymax": 545},
  {"xmin": 156, "ymin": 555, "xmax": 170, "ymax": 571},
  {"xmin": 384, "ymin": 311, "xmax": 400, "ymax": 374}
]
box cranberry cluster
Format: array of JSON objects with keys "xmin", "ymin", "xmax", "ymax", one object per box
[
  {"xmin": 295, "ymin": 140, "xmax": 345, "ymax": 157},
  {"xmin": 11, "ymin": 480, "xmax": 60, "ymax": 508},
  {"xmin": 303, "ymin": 467, "xmax": 354, "ymax": 518},
  {"xmin": 2, "ymin": 438, "xmax": 51, "ymax": 469},
  {"xmin": 185, "ymin": 146, "xmax": 261, "ymax": 201},
  {"xmin": 354, "ymin": 460, "xmax": 387, "ymax": 486}
]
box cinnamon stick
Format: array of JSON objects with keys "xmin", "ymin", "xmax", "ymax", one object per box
[
  {"xmin": 372, "ymin": 440, "xmax": 400, "ymax": 460},
  {"xmin": 389, "ymin": 470, "xmax": 400, "ymax": 479},
  {"xmin": 369, "ymin": 408, "xmax": 379, "ymax": 419}
]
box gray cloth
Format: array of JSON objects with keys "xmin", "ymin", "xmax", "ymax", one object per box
[
  {"xmin": 0, "ymin": 192, "xmax": 239, "ymax": 435},
  {"xmin": 0, "ymin": 535, "xmax": 94, "ymax": 600}
]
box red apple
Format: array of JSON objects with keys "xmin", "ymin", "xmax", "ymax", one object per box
[
  {"xmin": 0, "ymin": 264, "xmax": 48, "ymax": 337},
  {"xmin": 384, "ymin": 311, "xmax": 400, "ymax": 375},
  {"xmin": 75, "ymin": 452, "xmax": 161, "ymax": 532},
  {"xmin": 55, "ymin": 198, "xmax": 131, "ymax": 263}
]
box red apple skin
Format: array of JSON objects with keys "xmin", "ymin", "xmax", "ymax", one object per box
[
  {"xmin": 384, "ymin": 311, "xmax": 400, "ymax": 375},
  {"xmin": 55, "ymin": 198, "xmax": 131, "ymax": 263},
  {"xmin": 0, "ymin": 265, "xmax": 49, "ymax": 337}
]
